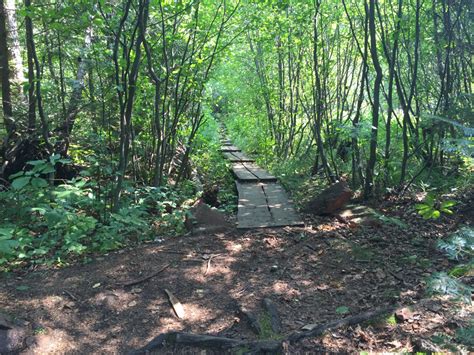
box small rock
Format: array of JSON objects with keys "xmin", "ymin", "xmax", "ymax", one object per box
[
  {"xmin": 395, "ymin": 307, "xmax": 414, "ymax": 322},
  {"xmin": 128, "ymin": 300, "xmax": 137, "ymax": 307},
  {"xmin": 270, "ymin": 265, "xmax": 279, "ymax": 273},
  {"xmin": 0, "ymin": 327, "xmax": 28, "ymax": 353},
  {"xmin": 131, "ymin": 288, "xmax": 143, "ymax": 294}
]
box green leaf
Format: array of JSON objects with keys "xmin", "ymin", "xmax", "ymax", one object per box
[
  {"xmin": 9, "ymin": 171, "xmax": 25, "ymax": 179},
  {"xmin": 440, "ymin": 208, "xmax": 453, "ymax": 214},
  {"xmin": 336, "ymin": 306, "xmax": 350, "ymax": 314},
  {"xmin": 11, "ymin": 176, "xmax": 31, "ymax": 190},
  {"xmin": 0, "ymin": 227, "xmax": 14, "ymax": 237},
  {"xmin": 441, "ymin": 201, "xmax": 456, "ymax": 208},
  {"xmin": 0, "ymin": 239, "xmax": 19, "ymax": 254},
  {"xmin": 39, "ymin": 165, "xmax": 56, "ymax": 174},
  {"xmin": 424, "ymin": 194, "xmax": 435, "ymax": 206},
  {"xmin": 16, "ymin": 285, "xmax": 30, "ymax": 291},
  {"xmin": 31, "ymin": 178, "xmax": 48, "ymax": 188},
  {"xmin": 432, "ymin": 210, "xmax": 441, "ymax": 219},
  {"xmin": 27, "ymin": 159, "xmax": 46, "ymax": 166}
]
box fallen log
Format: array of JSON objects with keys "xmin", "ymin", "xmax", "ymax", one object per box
[
  {"xmin": 132, "ymin": 304, "xmax": 398, "ymax": 354},
  {"xmin": 288, "ymin": 304, "xmax": 398, "ymax": 343},
  {"xmin": 130, "ymin": 332, "xmax": 282, "ymax": 354}
]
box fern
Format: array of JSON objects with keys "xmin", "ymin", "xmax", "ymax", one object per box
[
  {"xmin": 426, "ymin": 272, "xmax": 472, "ymax": 304},
  {"xmin": 438, "ymin": 227, "xmax": 474, "ymax": 260}
]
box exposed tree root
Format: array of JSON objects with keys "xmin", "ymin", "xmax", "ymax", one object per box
[{"xmin": 132, "ymin": 304, "xmax": 399, "ymax": 354}]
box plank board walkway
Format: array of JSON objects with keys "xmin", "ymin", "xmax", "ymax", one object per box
[
  {"xmin": 223, "ymin": 151, "xmax": 255, "ymax": 163},
  {"xmin": 221, "ymin": 145, "xmax": 241, "ymax": 152},
  {"xmin": 218, "ymin": 124, "xmax": 303, "ymax": 229},
  {"xmin": 236, "ymin": 182, "xmax": 303, "ymax": 228},
  {"xmin": 232, "ymin": 162, "xmax": 277, "ymax": 182}
]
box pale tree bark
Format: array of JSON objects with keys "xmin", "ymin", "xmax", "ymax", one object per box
[
  {"xmin": 5, "ymin": 0, "xmax": 24, "ymax": 86},
  {"xmin": 364, "ymin": 0, "xmax": 383, "ymax": 198},
  {"xmin": 55, "ymin": 24, "xmax": 93, "ymax": 157},
  {"xmin": 0, "ymin": 0, "xmax": 14, "ymax": 136}
]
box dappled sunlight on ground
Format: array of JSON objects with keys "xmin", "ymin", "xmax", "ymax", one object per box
[{"xmin": 1, "ymin": 198, "xmax": 472, "ymax": 353}]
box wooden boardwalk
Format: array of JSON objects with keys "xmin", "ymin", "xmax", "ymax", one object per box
[{"xmin": 219, "ymin": 125, "xmax": 303, "ymax": 229}]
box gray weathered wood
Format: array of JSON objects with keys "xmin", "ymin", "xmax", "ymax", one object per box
[
  {"xmin": 263, "ymin": 183, "xmax": 304, "ymax": 226},
  {"xmin": 232, "ymin": 163, "xmax": 277, "ymax": 182},
  {"xmin": 220, "ymin": 134, "xmax": 302, "ymax": 229},
  {"xmin": 236, "ymin": 183, "xmax": 272, "ymax": 229},
  {"xmin": 236, "ymin": 182, "xmax": 303, "ymax": 228},
  {"xmin": 221, "ymin": 145, "xmax": 241, "ymax": 152},
  {"xmin": 223, "ymin": 151, "xmax": 255, "ymax": 163}
]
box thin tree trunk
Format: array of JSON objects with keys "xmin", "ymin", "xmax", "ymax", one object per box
[
  {"xmin": 113, "ymin": 0, "xmax": 149, "ymax": 210},
  {"xmin": 55, "ymin": 24, "xmax": 93, "ymax": 156},
  {"xmin": 0, "ymin": 0, "xmax": 14, "ymax": 136},
  {"xmin": 364, "ymin": 0, "xmax": 382, "ymax": 198}
]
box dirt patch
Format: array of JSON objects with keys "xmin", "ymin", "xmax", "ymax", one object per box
[{"xmin": 1, "ymin": 197, "xmax": 472, "ymax": 353}]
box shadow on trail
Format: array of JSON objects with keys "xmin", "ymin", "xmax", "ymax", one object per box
[{"xmin": 0, "ymin": 214, "xmax": 451, "ymax": 353}]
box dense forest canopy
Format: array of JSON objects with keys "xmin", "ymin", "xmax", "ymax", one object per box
[
  {"xmin": 0, "ymin": 0, "xmax": 472, "ymax": 264},
  {"xmin": 0, "ymin": 0, "xmax": 473, "ymax": 353}
]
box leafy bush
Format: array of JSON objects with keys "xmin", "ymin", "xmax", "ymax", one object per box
[
  {"xmin": 415, "ymin": 193, "xmax": 456, "ymax": 219},
  {"xmin": 0, "ymin": 156, "xmax": 199, "ymax": 270},
  {"xmin": 426, "ymin": 226, "xmax": 474, "ymax": 304}
]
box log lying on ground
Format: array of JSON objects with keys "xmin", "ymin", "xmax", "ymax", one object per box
[
  {"xmin": 130, "ymin": 332, "xmax": 282, "ymax": 354},
  {"xmin": 288, "ymin": 304, "xmax": 398, "ymax": 343},
  {"xmin": 132, "ymin": 304, "xmax": 398, "ymax": 354}
]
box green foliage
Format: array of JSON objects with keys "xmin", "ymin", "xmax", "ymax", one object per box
[
  {"xmin": 0, "ymin": 157, "xmax": 198, "ymax": 270},
  {"xmin": 455, "ymin": 323, "xmax": 474, "ymax": 346},
  {"xmin": 438, "ymin": 226, "xmax": 474, "ymax": 261},
  {"xmin": 426, "ymin": 272, "xmax": 472, "ymax": 304},
  {"xmin": 336, "ymin": 306, "xmax": 350, "ymax": 315},
  {"xmin": 9, "ymin": 154, "xmax": 71, "ymax": 190},
  {"xmin": 415, "ymin": 193, "xmax": 456, "ymax": 219}
]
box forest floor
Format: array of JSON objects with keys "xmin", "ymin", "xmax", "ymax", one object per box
[{"xmin": 1, "ymin": 192, "xmax": 473, "ymax": 354}]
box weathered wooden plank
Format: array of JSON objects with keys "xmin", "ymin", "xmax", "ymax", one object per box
[
  {"xmin": 232, "ymin": 163, "xmax": 277, "ymax": 182},
  {"xmin": 221, "ymin": 145, "xmax": 241, "ymax": 152},
  {"xmin": 232, "ymin": 163, "xmax": 258, "ymax": 181},
  {"xmin": 263, "ymin": 183, "xmax": 304, "ymax": 227},
  {"xmin": 236, "ymin": 183, "xmax": 273, "ymax": 229},
  {"xmin": 223, "ymin": 152, "xmax": 255, "ymax": 163},
  {"xmin": 236, "ymin": 182, "xmax": 303, "ymax": 228}
]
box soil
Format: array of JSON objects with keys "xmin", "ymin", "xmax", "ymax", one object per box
[{"xmin": 1, "ymin": 193, "xmax": 473, "ymax": 354}]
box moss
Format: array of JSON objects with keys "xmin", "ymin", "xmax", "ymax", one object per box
[
  {"xmin": 258, "ymin": 313, "xmax": 283, "ymax": 340},
  {"xmin": 350, "ymin": 243, "xmax": 375, "ymax": 261}
]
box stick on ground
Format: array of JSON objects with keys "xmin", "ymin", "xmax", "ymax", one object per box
[{"xmin": 120, "ymin": 263, "xmax": 171, "ymax": 287}]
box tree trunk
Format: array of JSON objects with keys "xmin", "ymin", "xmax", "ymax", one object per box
[
  {"xmin": 24, "ymin": 0, "xmax": 36, "ymax": 132},
  {"xmin": 0, "ymin": 0, "xmax": 14, "ymax": 136},
  {"xmin": 364, "ymin": 0, "xmax": 382, "ymax": 198},
  {"xmin": 112, "ymin": 0, "xmax": 149, "ymax": 210},
  {"xmin": 54, "ymin": 24, "xmax": 93, "ymax": 157}
]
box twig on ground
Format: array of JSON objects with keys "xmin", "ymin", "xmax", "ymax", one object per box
[
  {"xmin": 120, "ymin": 263, "xmax": 171, "ymax": 287},
  {"xmin": 63, "ymin": 290, "xmax": 79, "ymax": 302},
  {"xmin": 204, "ymin": 254, "xmax": 222, "ymax": 275}
]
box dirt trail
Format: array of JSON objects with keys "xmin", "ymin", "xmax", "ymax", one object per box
[{"xmin": 1, "ymin": 198, "xmax": 472, "ymax": 353}]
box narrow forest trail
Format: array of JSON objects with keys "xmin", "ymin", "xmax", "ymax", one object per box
[{"xmin": 219, "ymin": 124, "xmax": 303, "ymax": 229}]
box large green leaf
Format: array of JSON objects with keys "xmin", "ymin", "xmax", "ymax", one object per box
[
  {"xmin": 31, "ymin": 178, "xmax": 48, "ymax": 188},
  {"xmin": 11, "ymin": 176, "xmax": 31, "ymax": 190}
]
